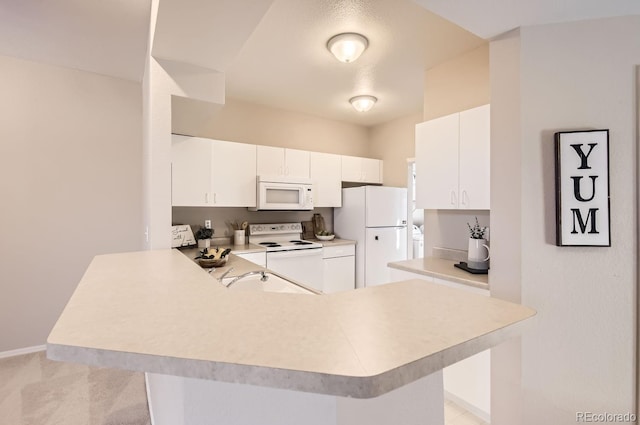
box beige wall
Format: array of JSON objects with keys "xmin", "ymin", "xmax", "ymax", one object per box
[
  {"xmin": 369, "ymin": 113, "xmax": 424, "ymax": 187},
  {"xmin": 172, "ymin": 97, "xmax": 371, "ymax": 157},
  {"xmin": 422, "ymin": 44, "xmax": 491, "ymax": 255},
  {"xmin": 490, "ymin": 17, "xmax": 639, "ymax": 424},
  {"xmin": 0, "ymin": 55, "xmax": 143, "ymax": 352},
  {"xmin": 424, "ymin": 44, "xmax": 490, "ymax": 121}
]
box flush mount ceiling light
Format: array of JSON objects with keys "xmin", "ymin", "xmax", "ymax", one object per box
[
  {"xmin": 349, "ymin": 95, "xmax": 377, "ymax": 112},
  {"xmin": 327, "ymin": 33, "xmax": 369, "ymax": 63}
]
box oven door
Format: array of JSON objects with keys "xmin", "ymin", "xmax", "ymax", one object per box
[
  {"xmin": 266, "ymin": 249, "xmax": 324, "ymax": 292},
  {"xmin": 253, "ymin": 182, "xmax": 313, "ymax": 210}
]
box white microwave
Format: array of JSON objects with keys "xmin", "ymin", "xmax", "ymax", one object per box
[{"xmin": 250, "ymin": 176, "xmax": 314, "ymax": 211}]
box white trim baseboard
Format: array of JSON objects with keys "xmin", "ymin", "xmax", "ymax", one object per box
[
  {"xmin": 445, "ymin": 390, "xmax": 491, "ymax": 423},
  {"xmin": 0, "ymin": 345, "xmax": 46, "ymax": 359}
]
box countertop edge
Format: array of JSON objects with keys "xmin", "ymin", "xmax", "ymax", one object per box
[
  {"xmin": 388, "ymin": 259, "xmax": 489, "ymax": 290},
  {"xmin": 46, "ymin": 308, "xmax": 533, "ymax": 399},
  {"xmin": 309, "ymin": 238, "xmax": 357, "ymax": 247}
]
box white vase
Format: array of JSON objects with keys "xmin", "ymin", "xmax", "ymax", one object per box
[
  {"xmin": 197, "ymin": 239, "xmax": 210, "ymax": 249},
  {"xmin": 467, "ymin": 238, "xmax": 490, "ymax": 270}
]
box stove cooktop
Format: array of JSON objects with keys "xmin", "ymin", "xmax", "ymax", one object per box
[
  {"xmin": 256, "ymin": 240, "xmax": 323, "ymax": 252},
  {"xmin": 249, "ymin": 223, "xmax": 323, "ymax": 252}
]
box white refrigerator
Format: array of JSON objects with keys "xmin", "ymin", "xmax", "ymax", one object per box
[{"xmin": 334, "ymin": 186, "xmax": 408, "ymax": 288}]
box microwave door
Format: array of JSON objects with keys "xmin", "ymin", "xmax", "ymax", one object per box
[
  {"xmin": 265, "ymin": 185, "xmax": 301, "ymax": 205},
  {"xmin": 262, "ymin": 184, "xmax": 304, "ymax": 210}
]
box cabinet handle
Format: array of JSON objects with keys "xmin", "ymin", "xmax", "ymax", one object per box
[
  {"xmin": 285, "ymin": 166, "xmax": 289, "ymax": 175},
  {"xmin": 205, "ymin": 193, "xmax": 209, "ymax": 204},
  {"xmin": 461, "ymin": 190, "xmax": 468, "ymax": 207},
  {"xmin": 279, "ymin": 166, "xmax": 284, "ymax": 176},
  {"xmin": 450, "ymin": 191, "xmax": 457, "ymax": 206},
  {"xmin": 213, "ymin": 193, "xmax": 217, "ymax": 204}
]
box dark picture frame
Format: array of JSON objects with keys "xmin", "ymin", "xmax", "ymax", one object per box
[{"xmin": 555, "ymin": 130, "xmax": 611, "ymax": 247}]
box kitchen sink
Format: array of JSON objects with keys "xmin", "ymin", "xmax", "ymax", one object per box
[{"xmin": 221, "ymin": 273, "xmax": 316, "ymax": 295}]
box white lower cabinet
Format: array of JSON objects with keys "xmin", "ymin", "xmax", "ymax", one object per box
[
  {"xmin": 234, "ymin": 252, "xmax": 267, "ymax": 268},
  {"xmin": 322, "ymin": 245, "xmax": 355, "ymax": 293},
  {"xmin": 388, "ymin": 268, "xmax": 490, "ymax": 422}
]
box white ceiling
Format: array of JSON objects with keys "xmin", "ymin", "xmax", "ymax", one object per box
[
  {"xmin": 3, "ymin": 0, "xmax": 637, "ymax": 128},
  {"xmin": 223, "ymin": 0, "xmax": 485, "ymax": 126},
  {"xmin": 0, "ymin": 0, "xmax": 150, "ymax": 81},
  {"xmin": 152, "ymin": 0, "xmax": 273, "ymax": 72},
  {"xmin": 413, "ymin": 0, "xmax": 640, "ymax": 39}
]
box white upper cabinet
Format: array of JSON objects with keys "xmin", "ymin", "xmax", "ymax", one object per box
[
  {"xmin": 459, "ymin": 105, "xmax": 490, "ymax": 209},
  {"xmin": 256, "ymin": 146, "xmax": 310, "ymax": 179},
  {"xmin": 415, "ymin": 104, "xmax": 490, "ymax": 210},
  {"xmin": 211, "ymin": 140, "xmax": 257, "ymax": 207},
  {"xmin": 415, "ymin": 113, "xmax": 459, "ymax": 209},
  {"xmin": 171, "ymin": 135, "xmax": 212, "ymax": 207},
  {"xmin": 341, "ymin": 155, "xmax": 383, "ymax": 184},
  {"xmin": 285, "ymin": 148, "xmax": 310, "ymax": 178},
  {"xmin": 255, "ymin": 145, "xmax": 282, "ymax": 177},
  {"xmin": 310, "ymin": 152, "xmax": 342, "ymax": 207},
  {"xmin": 171, "ymin": 135, "xmax": 257, "ymax": 207}
]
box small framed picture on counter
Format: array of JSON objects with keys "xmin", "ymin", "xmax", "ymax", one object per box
[{"xmin": 555, "ymin": 129, "xmax": 610, "ymax": 247}]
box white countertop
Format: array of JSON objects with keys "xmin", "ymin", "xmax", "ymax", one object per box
[
  {"xmin": 388, "ymin": 257, "xmax": 489, "ymax": 290},
  {"xmin": 47, "ymin": 249, "xmax": 533, "ymax": 398}
]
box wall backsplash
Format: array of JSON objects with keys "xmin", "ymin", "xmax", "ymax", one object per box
[
  {"xmin": 172, "ymin": 207, "xmax": 334, "ymax": 239},
  {"xmin": 423, "ymin": 210, "xmax": 490, "ymax": 256}
]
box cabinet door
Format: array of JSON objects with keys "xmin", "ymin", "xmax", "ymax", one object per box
[
  {"xmin": 361, "ymin": 158, "xmax": 382, "ymax": 183},
  {"xmin": 310, "ymin": 152, "xmax": 342, "ymax": 207},
  {"xmin": 211, "ymin": 140, "xmax": 257, "ymax": 207},
  {"xmin": 171, "ymin": 135, "xmax": 212, "ymax": 207},
  {"xmin": 341, "ymin": 155, "xmax": 362, "ymax": 182},
  {"xmin": 415, "ymin": 113, "xmax": 460, "ymax": 209},
  {"xmin": 284, "ymin": 148, "xmax": 310, "ymax": 178},
  {"xmin": 256, "ymin": 145, "xmax": 284, "ymax": 177},
  {"xmin": 234, "ymin": 252, "xmax": 266, "ymax": 267},
  {"xmin": 459, "ymin": 104, "xmax": 490, "ymax": 210},
  {"xmin": 323, "ymin": 256, "xmax": 355, "ymax": 293}
]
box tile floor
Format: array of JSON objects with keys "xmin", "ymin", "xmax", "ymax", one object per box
[{"xmin": 445, "ymin": 398, "xmax": 490, "ymax": 425}]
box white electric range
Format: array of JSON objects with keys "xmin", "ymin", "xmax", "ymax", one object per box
[{"xmin": 248, "ymin": 223, "xmax": 324, "ymax": 292}]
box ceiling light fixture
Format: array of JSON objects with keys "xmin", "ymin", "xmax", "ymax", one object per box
[
  {"xmin": 350, "ymin": 95, "xmax": 377, "ymax": 112},
  {"xmin": 327, "ymin": 33, "xmax": 369, "ymax": 63}
]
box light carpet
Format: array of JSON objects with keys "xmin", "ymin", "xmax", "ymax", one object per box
[{"xmin": 0, "ymin": 350, "xmax": 150, "ymax": 425}]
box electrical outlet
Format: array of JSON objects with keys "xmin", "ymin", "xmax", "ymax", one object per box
[{"xmin": 204, "ymin": 220, "xmax": 212, "ymax": 229}]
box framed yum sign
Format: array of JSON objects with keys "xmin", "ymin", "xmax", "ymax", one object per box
[{"xmin": 555, "ymin": 130, "xmax": 610, "ymax": 247}]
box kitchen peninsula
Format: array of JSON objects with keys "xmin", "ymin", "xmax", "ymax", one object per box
[{"xmin": 47, "ymin": 249, "xmax": 534, "ymax": 425}]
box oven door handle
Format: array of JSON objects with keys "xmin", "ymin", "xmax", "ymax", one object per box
[{"xmin": 267, "ymin": 248, "xmax": 323, "ymax": 258}]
